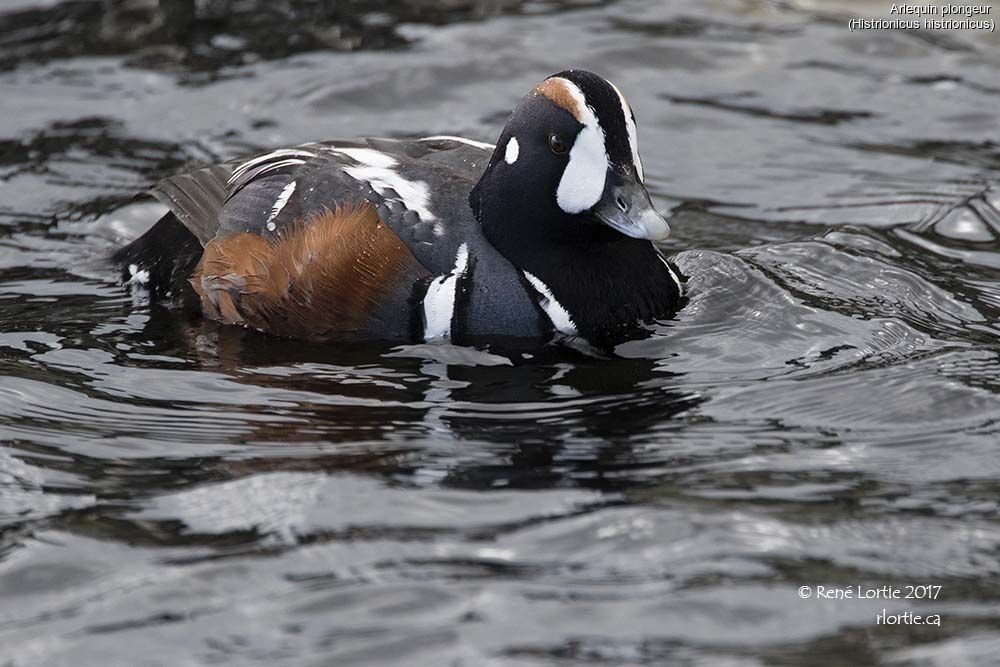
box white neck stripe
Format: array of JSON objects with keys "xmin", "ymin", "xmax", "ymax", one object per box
[
  {"xmin": 523, "ymin": 271, "xmax": 578, "ymax": 336},
  {"xmin": 656, "ymin": 252, "xmax": 682, "ymax": 294}
]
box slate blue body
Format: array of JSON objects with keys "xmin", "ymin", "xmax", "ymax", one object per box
[
  {"xmin": 116, "ymin": 70, "xmax": 684, "ymax": 348},
  {"xmin": 150, "ymin": 137, "xmax": 548, "ymax": 342}
]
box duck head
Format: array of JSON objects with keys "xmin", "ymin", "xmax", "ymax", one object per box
[{"xmin": 471, "ymin": 70, "xmax": 669, "ymax": 250}]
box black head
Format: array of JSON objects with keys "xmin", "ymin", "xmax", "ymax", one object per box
[{"xmin": 471, "ymin": 70, "xmax": 668, "ymax": 254}]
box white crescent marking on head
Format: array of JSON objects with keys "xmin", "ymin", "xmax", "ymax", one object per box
[{"xmin": 551, "ymin": 78, "xmax": 608, "ymax": 215}]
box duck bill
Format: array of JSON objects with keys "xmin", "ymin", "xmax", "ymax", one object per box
[{"xmin": 590, "ymin": 171, "xmax": 670, "ymax": 241}]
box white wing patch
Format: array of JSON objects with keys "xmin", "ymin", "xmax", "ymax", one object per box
[
  {"xmin": 423, "ymin": 243, "xmax": 470, "ymax": 341},
  {"xmin": 419, "ymin": 135, "xmax": 496, "ymax": 150},
  {"xmin": 333, "ymin": 147, "xmax": 439, "ymax": 232},
  {"xmin": 523, "ymin": 271, "xmax": 578, "ymax": 336},
  {"xmin": 334, "ymin": 147, "xmax": 396, "ymax": 169},
  {"xmin": 553, "ymin": 78, "xmax": 608, "ymax": 214},
  {"xmin": 229, "ymin": 147, "xmax": 318, "ymax": 186},
  {"xmin": 265, "ymin": 180, "xmax": 296, "ymax": 231}
]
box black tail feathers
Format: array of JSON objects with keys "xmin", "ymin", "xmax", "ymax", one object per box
[{"xmin": 112, "ymin": 211, "xmax": 203, "ymax": 302}]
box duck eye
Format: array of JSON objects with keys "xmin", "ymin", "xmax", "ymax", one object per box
[{"xmin": 548, "ymin": 133, "xmax": 568, "ymax": 155}]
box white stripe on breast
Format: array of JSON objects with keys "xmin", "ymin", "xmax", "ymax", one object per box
[
  {"xmin": 523, "ymin": 271, "xmax": 578, "ymax": 336},
  {"xmin": 265, "ymin": 180, "xmax": 296, "ymax": 231},
  {"xmin": 423, "ymin": 243, "xmax": 470, "ymax": 340}
]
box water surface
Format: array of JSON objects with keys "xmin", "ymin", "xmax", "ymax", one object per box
[{"xmin": 2, "ymin": 1, "xmax": 1000, "ymax": 665}]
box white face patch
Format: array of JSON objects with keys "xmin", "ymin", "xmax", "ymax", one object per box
[
  {"xmin": 523, "ymin": 271, "xmax": 578, "ymax": 336},
  {"xmin": 610, "ymin": 81, "xmax": 643, "ymax": 183},
  {"xmin": 503, "ymin": 137, "xmax": 521, "ymax": 164},
  {"xmin": 265, "ymin": 180, "xmax": 296, "ymax": 231},
  {"xmin": 333, "ymin": 147, "xmax": 438, "ymax": 231},
  {"xmin": 504, "ymin": 137, "xmax": 519, "ymax": 164},
  {"xmin": 552, "ymin": 78, "xmax": 609, "ymax": 214},
  {"xmin": 423, "ymin": 243, "xmax": 470, "ymax": 340}
]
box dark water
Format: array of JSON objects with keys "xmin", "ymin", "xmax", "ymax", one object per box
[{"xmin": 2, "ymin": 1, "xmax": 1000, "ymax": 664}]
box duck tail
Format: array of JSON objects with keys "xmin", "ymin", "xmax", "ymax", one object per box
[{"xmin": 112, "ymin": 210, "xmax": 203, "ymax": 302}]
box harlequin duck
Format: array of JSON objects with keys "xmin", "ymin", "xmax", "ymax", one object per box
[{"xmin": 114, "ymin": 69, "xmax": 683, "ymax": 348}]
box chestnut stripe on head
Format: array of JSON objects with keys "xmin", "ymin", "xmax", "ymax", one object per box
[
  {"xmin": 534, "ymin": 77, "xmax": 586, "ymax": 122},
  {"xmin": 534, "ymin": 71, "xmax": 643, "ymax": 214}
]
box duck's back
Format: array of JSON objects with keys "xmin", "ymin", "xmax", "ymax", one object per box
[{"xmin": 118, "ymin": 137, "xmax": 546, "ymax": 343}]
